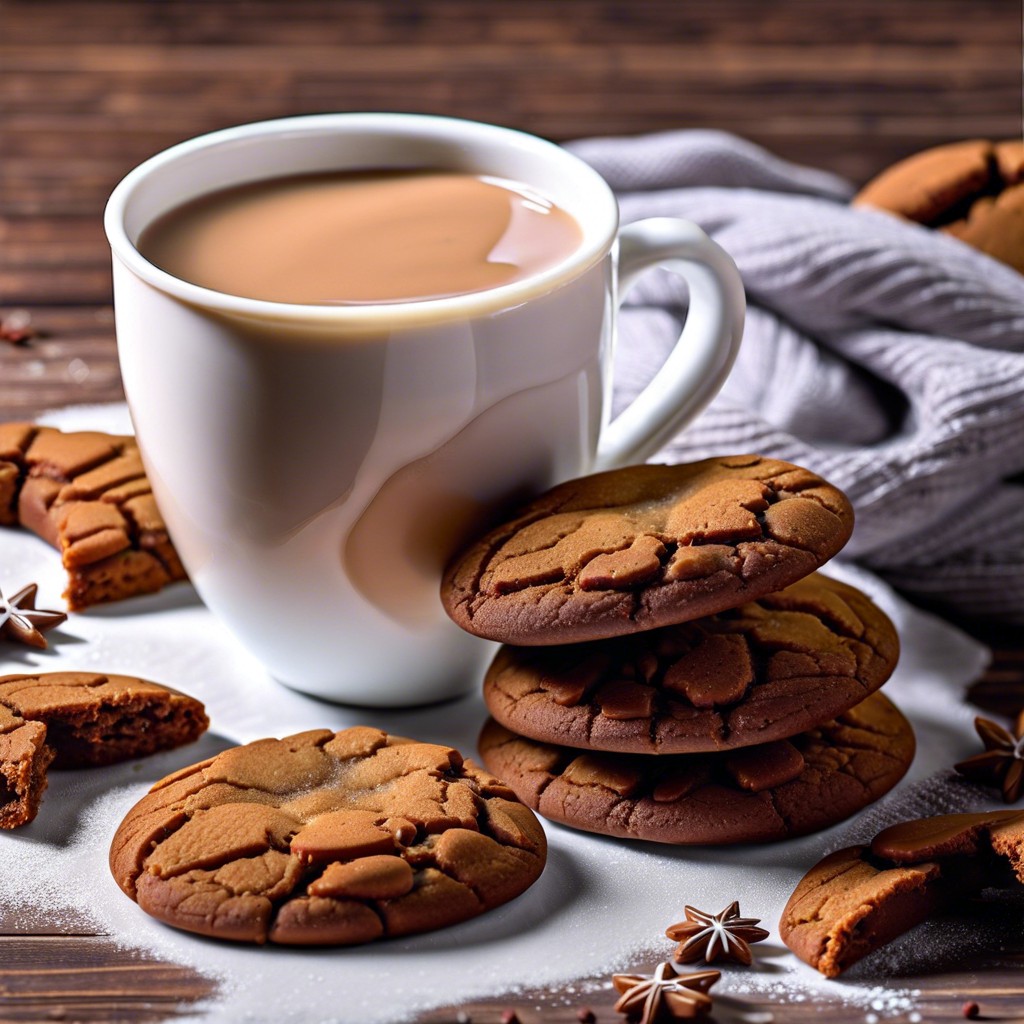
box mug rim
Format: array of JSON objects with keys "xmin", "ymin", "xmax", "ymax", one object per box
[{"xmin": 104, "ymin": 112, "xmax": 619, "ymax": 326}]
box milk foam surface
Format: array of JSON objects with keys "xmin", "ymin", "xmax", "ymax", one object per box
[{"xmin": 138, "ymin": 171, "xmax": 583, "ymax": 304}]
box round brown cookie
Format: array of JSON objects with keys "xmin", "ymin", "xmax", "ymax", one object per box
[
  {"xmin": 110, "ymin": 726, "xmax": 547, "ymax": 945},
  {"xmin": 442, "ymin": 456, "xmax": 854, "ymax": 646},
  {"xmin": 781, "ymin": 810, "xmax": 1024, "ymax": 977},
  {"xmin": 483, "ymin": 572, "xmax": 898, "ymax": 754},
  {"xmin": 853, "ymin": 139, "xmax": 1024, "ymax": 275},
  {"xmin": 477, "ymin": 690, "xmax": 913, "ymax": 845}
]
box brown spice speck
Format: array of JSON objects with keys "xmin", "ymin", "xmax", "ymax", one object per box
[{"xmin": 0, "ymin": 310, "xmax": 39, "ymax": 345}]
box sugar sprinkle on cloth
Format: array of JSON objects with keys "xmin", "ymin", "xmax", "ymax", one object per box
[{"xmin": 568, "ymin": 130, "xmax": 1024, "ymax": 623}]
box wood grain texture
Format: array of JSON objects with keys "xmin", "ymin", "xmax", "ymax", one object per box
[
  {"xmin": 1, "ymin": 0, "xmax": 1020, "ymax": 418},
  {"xmin": 421, "ymin": 949, "xmax": 1024, "ymax": 1024},
  {"xmin": 0, "ymin": 935, "xmax": 217, "ymax": 1021},
  {"xmin": 1, "ymin": 1, "xmax": 1022, "ymax": 1021}
]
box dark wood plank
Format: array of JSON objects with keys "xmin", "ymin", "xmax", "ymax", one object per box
[
  {"xmin": 0, "ymin": 307, "xmax": 122, "ymax": 419},
  {"xmin": 0, "ymin": 935, "xmax": 216, "ymax": 1022},
  {"xmin": 421, "ymin": 954, "xmax": 1024, "ymax": 1024}
]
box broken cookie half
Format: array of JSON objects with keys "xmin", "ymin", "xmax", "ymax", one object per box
[
  {"xmin": 0, "ymin": 423, "xmax": 187, "ymax": 610},
  {"xmin": 0, "ymin": 671, "xmax": 208, "ymax": 828},
  {"xmin": 780, "ymin": 809, "xmax": 1024, "ymax": 976}
]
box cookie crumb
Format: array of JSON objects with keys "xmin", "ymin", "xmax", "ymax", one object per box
[{"xmin": 0, "ymin": 309, "xmax": 38, "ymax": 345}]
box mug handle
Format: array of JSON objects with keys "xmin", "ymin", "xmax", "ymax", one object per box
[{"xmin": 593, "ymin": 217, "xmax": 746, "ymax": 472}]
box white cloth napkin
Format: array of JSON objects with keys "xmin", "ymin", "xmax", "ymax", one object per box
[{"xmin": 567, "ymin": 129, "xmax": 1024, "ymax": 623}]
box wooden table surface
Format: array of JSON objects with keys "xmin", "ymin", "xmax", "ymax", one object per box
[{"xmin": 2, "ymin": 2, "xmax": 1022, "ymax": 1021}]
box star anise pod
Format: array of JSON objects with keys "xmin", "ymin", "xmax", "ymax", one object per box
[
  {"xmin": 612, "ymin": 962, "xmax": 719, "ymax": 1022},
  {"xmin": 0, "ymin": 583, "xmax": 67, "ymax": 648},
  {"xmin": 666, "ymin": 900, "xmax": 769, "ymax": 965},
  {"xmin": 955, "ymin": 715, "xmax": 1024, "ymax": 802}
]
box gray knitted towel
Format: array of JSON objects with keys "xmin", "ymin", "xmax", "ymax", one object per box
[{"xmin": 568, "ymin": 130, "xmax": 1024, "ymax": 624}]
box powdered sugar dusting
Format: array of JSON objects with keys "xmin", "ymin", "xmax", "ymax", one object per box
[{"xmin": 0, "ymin": 404, "xmax": 1001, "ymax": 1023}]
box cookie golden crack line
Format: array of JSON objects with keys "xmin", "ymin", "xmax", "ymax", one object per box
[{"xmin": 109, "ymin": 726, "xmax": 547, "ymax": 945}]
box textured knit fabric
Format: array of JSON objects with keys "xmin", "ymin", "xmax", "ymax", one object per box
[{"xmin": 567, "ymin": 129, "xmax": 1024, "ymax": 623}]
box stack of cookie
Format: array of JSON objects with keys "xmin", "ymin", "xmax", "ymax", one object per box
[{"xmin": 441, "ymin": 455, "xmax": 910, "ymax": 844}]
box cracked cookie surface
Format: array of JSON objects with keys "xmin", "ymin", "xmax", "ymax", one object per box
[
  {"xmin": 477, "ymin": 691, "xmax": 913, "ymax": 845},
  {"xmin": 442, "ymin": 456, "xmax": 854, "ymax": 646},
  {"xmin": 483, "ymin": 573, "xmax": 898, "ymax": 754},
  {"xmin": 780, "ymin": 810, "xmax": 1024, "ymax": 977},
  {"xmin": 0, "ymin": 671, "xmax": 209, "ymax": 770},
  {"xmin": 0, "ymin": 671, "xmax": 207, "ymax": 828},
  {"xmin": 0, "ymin": 423, "xmax": 187, "ymax": 609},
  {"xmin": 109, "ymin": 726, "xmax": 547, "ymax": 945}
]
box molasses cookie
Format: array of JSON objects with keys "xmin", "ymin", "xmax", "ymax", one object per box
[
  {"xmin": 483, "ymin": 573, "xmax": 898, "ymax": 754},
  {"xmin": 442, "ymin": 456, "xmax": 854, "ymax": 646},
  {"xmin": 110, "ymin": 726, "xmax": 547, "ymax": 945},
  {"xmin": 854, "ymin": 139, "xmax": 1024, "ymax": 275},
  {"xmin": 478, "ymin": 690, "xmax": 913, "ymax": 845},
  {"xmin": 0, "ymin": 671, "xmax": 209, "ymax": 769},
  {"xmin": 0, "ymin": 671, "xmax": 208, "ymax": 828},
  {"xmin": 781, "ymin": 810, "xmax": 1024, "ymax": 977},
  {"xmin": 0, "ymin": 704, "xmax": 54, "ymax": 828},
  {"xmin": 0, "ymin": 423, "xmax": 187, "ymax": 609}
]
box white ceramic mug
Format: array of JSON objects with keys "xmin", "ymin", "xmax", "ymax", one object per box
[{"xmin": 105, "ymin": 113, "xmax": 745, "ymax": 707}]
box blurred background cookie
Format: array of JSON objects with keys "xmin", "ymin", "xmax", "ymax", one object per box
[{"xmin": 854, "ymin": 139, "xmax": 1024, "ymax": 274}]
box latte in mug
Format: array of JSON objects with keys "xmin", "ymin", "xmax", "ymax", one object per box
[
  {"xmin": 138, "ymin": 169, "xmax": 583, "ymax": 304},
  {"xmin": 107, "ymin": 113, "xmax": 745, "ymax": 706}
]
